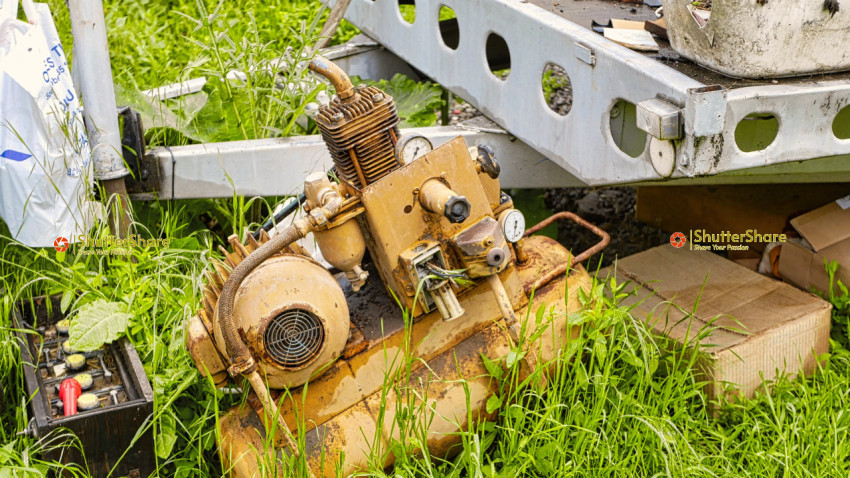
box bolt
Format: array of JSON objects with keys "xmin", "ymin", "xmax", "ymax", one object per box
[
  {"xmin": 679, "ymin": 152, "xmax": 690, "ymax": 167},
  {"xmin": 98, "ymin": 355, "xmax": 113, "ymax": 380},
  {"xmin": 610, "ymin": 106, "xmax": 621, "ymax": 118},
  {"xmin": 109, "ymin": 389, "xmax": 119, "ymax": 406},
  {"xmin": 372, "ymin": 93, "xmax": 383, "ymax": 102},
  {"xmin": 332, "ymin": 112, "xmax": 344, "ymax": 122},
  {"xmin": 487, "ymin": 248, "xmax": 506, "ymax": 267}
]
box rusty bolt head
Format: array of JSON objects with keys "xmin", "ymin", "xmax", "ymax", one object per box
[
  {"xmin": 372, "ymin": 93, "xmax": 383, "ymax": 102},
  {"xmin": 310, "ymin": 208, "xmax": 328, "ymax": 227}
]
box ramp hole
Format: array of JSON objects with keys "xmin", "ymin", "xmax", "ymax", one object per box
[
  {"xmin": 485, "ymin": 32, "xmax": 510, "ymax": 80},
  {"xmin": 438, "ymin": 5, "xmax": 459, "ymax": 50},
  {"xmin": 399, "ymin": 0, "xmax": 415, "ymax": 24},
  {"xmin": 609, "ymin": 100, "xmax": 646, "ymax": 158},
  {"xmin": 833, "ymin": 105, "xmax": 850, "ymax": 140},
  {"xmin": 734, "ymin": 113, "xmax": 778, "ymax": 152},
  {"xmin": 542, "ymin": 63, "xmax": 572, "ymax": 116}
]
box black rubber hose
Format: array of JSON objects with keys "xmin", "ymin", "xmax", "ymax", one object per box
[
  {"xmin": 252, "ymin": 193, "xmax": 305, "ymax": 240},
  {"xmin": 252, "ymin": 167, "xmax": 335, "ymax": 240}
]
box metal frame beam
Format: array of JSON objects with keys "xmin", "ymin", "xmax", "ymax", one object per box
[
  {"xmin": 325, "ymin": 0, "xmax": 850, "ymax": 185},
  {"xmin": 146, "ymin": 126, "xmax": 584, "ymax": 200}
]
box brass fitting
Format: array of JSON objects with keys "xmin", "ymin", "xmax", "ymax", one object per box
[
  {"xmin": 419, "ymin": 179, "xmax": 471, "ymax": 223},
  {"xmin": 305, "ymin": 172, "xmax": 369, "ymax": 291}
]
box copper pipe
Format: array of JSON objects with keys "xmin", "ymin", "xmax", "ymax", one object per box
[
  {"xmin": 522, "ymin": 212, "xmax": 610, "ymax": 294},
  {"xmin": 308, "ymin": 55, "xmax": 357, "ymax": 102}
]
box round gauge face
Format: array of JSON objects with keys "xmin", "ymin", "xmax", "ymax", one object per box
[
  {"xmin": 396, "ymin": 133, "xmax": 434, "ymax": 163},
  {"xmin": 500, "ymin": 209, "xmax": 526, "ymax": 243}
]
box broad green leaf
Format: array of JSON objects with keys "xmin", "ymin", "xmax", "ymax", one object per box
[
  {"xmin": 67, "ymin": 299, "xmax": 133, "ymax": 352},
  {"xmin": 535, "ymin": 304, "xmax": 545, "ymax": 325},
  {"xmin": 485, "ymin": 394, "xmax": 502, "ymax": 414},
  {"xmin": 352, "ymin": 74, "xmax": 445, "ymax": 128},
  {"xmin": 505, "ymin": 349, "xmax": 526, "ymax": 369},
  {"xmin": 188, "ymin": 76, "xmax": 255, "ymax": 142},
  {"xmin": 575, "ymin": 363, "xmax": 589, "ymax": 389},
  {"xmin": 480, "ymin": 353, "xmax": 503, "ymax": 380},
  {"xmin": 60, "ymin": 290, "xmax": 74, "ymax": 313},
  {"xmin": 155, "ymin": 411, "xmax": 177, "ymax": 459}
]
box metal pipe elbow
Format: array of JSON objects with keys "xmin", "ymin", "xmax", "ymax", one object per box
[{"xmin": 308, "ymin": 55, "xmax": 357, "ymax": 102}]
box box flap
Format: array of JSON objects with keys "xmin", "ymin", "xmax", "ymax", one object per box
[
  {"xmin": 790, "ymin": 195, "xmax": 850, "ymax": 251},
  {"xmin": 779, "ymin": 238, "xmax": 850, "ymax": 296}
]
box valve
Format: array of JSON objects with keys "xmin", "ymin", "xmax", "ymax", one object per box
[{"xmin": 419, "ymin": 179, "xmax": 471, "ymax": 224}]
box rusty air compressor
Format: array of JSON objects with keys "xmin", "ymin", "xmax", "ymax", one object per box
[{"xmin": 185, "ymin": 56, "xmax": 608, "ymax": 477}]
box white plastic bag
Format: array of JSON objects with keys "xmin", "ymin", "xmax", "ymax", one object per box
[
  {"xmin": 0, "ymin": 0, "xmax": 18, "ymax": 23},
  {"xmin": 0, "ymin": 1, "xmax": 95, "ymax": 247}
]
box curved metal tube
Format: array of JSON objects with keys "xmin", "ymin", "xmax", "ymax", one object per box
[
  {"xmin": 217, "ymin": 220, "xmax": 311, "ymax": 375},
  {"xmin": 522, "ymin": 211, "xmax": 610, "ymax": 294},
  {"xmin": 308, "ymin": 55, "xmax": 357, "ymax": 101}
]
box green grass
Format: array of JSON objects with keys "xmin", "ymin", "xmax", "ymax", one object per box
[{"xmin": 2, "ymin": 1, "xmax": 850, "ymax": 477}]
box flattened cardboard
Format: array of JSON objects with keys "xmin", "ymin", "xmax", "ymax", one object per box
[
  {"xmin": 603, "ymin": 28, "xmax": 659, "ymax": 52},
  {"xmin": 607, "ymin": 246, "xmax": 831, "ymax": 401}
]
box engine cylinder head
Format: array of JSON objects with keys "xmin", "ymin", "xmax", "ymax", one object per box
[{"xmin": 315, "ymin": 85, "xmax": 402, "ymax": 189}]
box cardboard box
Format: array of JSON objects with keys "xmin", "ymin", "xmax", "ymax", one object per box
[
  {"xmin": 779, "ymin": 196, "xmax": 850, "ymax": 296},
  {"xmin": 607, "ymin": 246, "xmax": 831, "ymax": 401}
]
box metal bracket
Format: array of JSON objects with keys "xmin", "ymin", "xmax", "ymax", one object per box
[
  {"xmin": 637, "ymin": 98, "xmax": 682, "ymax": 140},
  {"xmin": 119, "ymin": 108, "xmax": 161, "ymax": 197}
]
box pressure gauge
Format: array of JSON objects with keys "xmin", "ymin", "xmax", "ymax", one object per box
[
  {"xmin": 499, "ymin": 209, "xmax": 526, "ymax": 243},
  {"xmin": 395, "ymin": 133, "xmax": 433, "ymax": 164}
]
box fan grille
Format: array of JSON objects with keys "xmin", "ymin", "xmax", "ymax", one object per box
[{"xmin": 264, "ymin": 309, "xmax": 324, "ymax": 368}]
